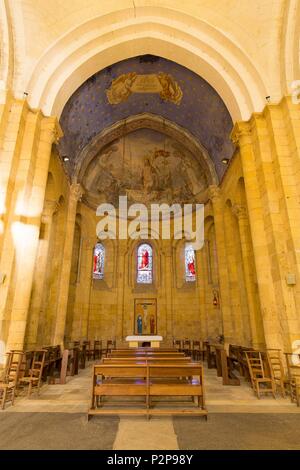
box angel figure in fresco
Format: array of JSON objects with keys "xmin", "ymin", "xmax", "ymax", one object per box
[
  {"xmin": 139, "ymin": 248, "xmax": 149, "ymax": 269},
  {"xmin": 106, "ymin": 72, "xmax": 137, "ymax": 104},
  {"xmin": 137, "ymin": 314, "xmax": 143, "ymax": 335},
  {"xmin": 142, "ymin": 158, "xmax": 157, "ymax": 192},
  {"xmin": 157, "ymin": 72, "xmax": 183, "ymax": 105},
  {"xmin": 187, "ymin": 250, "xmax": 196, "ymax": 276}
]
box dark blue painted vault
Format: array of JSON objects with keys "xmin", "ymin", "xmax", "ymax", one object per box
[{"xmin": 58, "ymin": 55, "xmax": 234, "ymax": 180}]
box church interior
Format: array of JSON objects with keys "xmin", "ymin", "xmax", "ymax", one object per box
[{"xmin": 0, "ymin": 0, "xmax": 300, "ymax": 451}]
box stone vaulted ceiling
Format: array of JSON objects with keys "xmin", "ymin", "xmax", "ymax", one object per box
[{"xmin": 58, "ymin": 55, "xmax": 234, "ymax": 182}]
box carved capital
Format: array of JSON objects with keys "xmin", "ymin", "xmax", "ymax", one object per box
[
  {"xmin": 42, "ymin": 199, "xmax": 59, "ymax": 222},
  {"xmin": 207, "ymin": 185, "xmax": 221, "ymax": 202},
  {"xmin": 232, "ymin": 204, "xmax": 248, "ymax": 220},
  {"xmin": 230, "ymin": 122, "xmax": 252, "ymax": 146},
  {"xmin": 69, "ymin": 183, "xmax": 84, "ymax": 202},
  {"xmin": 41, "ymin": 117, "xmax": 63, "ymax": 145}
]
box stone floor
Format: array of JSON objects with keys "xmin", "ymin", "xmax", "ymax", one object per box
[{"xmin": 0, "ymin": 363, "xmax": 299, "ymax": 449}]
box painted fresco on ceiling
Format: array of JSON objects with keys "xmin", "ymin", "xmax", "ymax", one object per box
[
  {"xmin": 58, "ymin": 55, "xmax": 234, "ymax": 180},
  {"xmin": 82, "ymin": 128, "xmax": 208, "ymax": 208}
]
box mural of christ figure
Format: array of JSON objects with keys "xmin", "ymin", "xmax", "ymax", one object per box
[
  {"xmin": 93, "ymin": 253, "xmax": 98, "ymax": 273},
  {"xmin": 150, "ymin": 315, "xmax": 155, "ymax": 334},
  {"xmin": 139, "ymin": 248, "xmax": 149, "ymax": 269},
  {"xmin": 187, "ymin": 254, "xmax": 195, "ymax": 275}
]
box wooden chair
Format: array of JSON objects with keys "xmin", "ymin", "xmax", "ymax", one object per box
[
  {"xmin": 183, "ymin": 339, "xmax": 192, "ymax": 356},
  {"xmin": 0, "ymin": 351, "xmax": 23, "ymax": 409},
  {"xmin": 289, "ymin": 366, "xmax": 300, "ymax": 406},
  {"xmin": 173, "ymin": 340, "xmax": 182, "ymax": 352},
  {"xmin": 244, "ymin": 350, "xmax": 276, "ymax": 398},
  {"xmin": 284, "ymin": 352, "xmax": 300, "ymax": 405},
  {"xmin": 79, "ymin": 343, "xmax": 87, "ymax": 369},
  {"xmin": 93, "ymin": 340, "xmax": 102, "ymax": 360},
  {"xmin": 19, "ymin": 350, "xmax": 46, "ymax": 396},
  {"xmin": 106, "ymin": 339, "xmax": 116, "ymax": 356},
  {"xmin": 192, "ymin": 341, "xmax": 204, "ymax": 361},
  {"xmin": 266, "ymin": 349, "xmax": 286, "ymax": 397},
  {"xmin": 206, "ymin": 343, "xmax": 217, "ymax": 369}
]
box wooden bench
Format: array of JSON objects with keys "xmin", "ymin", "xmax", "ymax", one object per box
[
  {"xmin": 108, "ymin": 350, "xmax": 185, "ymax": 358},
  {"xmin": 88, "ymin": 362, "xmax": 207, "ymax": 419},
  {"xmin": 89, "ymin": 364, "xmax": 149, "ymax": 416},
  {"xmin": 205, "ymin": 343, "xmax": 217, "ymax": 369},
  {"xmin": 101, "ymin": 357, "xmax": 192, "ymax": 364},
  {"xmin": 148, "ymin": 364, "xmax": 207, "ymax": 416},
  {"xmin": 229, "ymin": 344, "xmax": 253, "ymax": 380},
  {"xmin": 215, "ymin": 348, "xmax": 240, "ymax": 386}
]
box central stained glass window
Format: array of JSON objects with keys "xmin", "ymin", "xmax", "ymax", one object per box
[{"xmin": 137, "ymin": 243, "xmax": 153, "ymax": 284}]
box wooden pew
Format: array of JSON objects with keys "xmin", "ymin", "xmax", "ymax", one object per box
[
  {"xmin": 88, "ymin": 362, "xmax": 207, "ymax": 419},
  {"xmin": 89, "ymin": 364, "xmax": 149, "ymax": 417},
  {"xmin": 109, "ymin": 346, "xmax": 177, "ymax": 352},
  {"xmin": 205, "ymin": 343, "xmax": 217, "ymax": 369},
  {"xmin": 102, "ymin": 357, "xmax": 191, "ymax": 364},
  {"xmin": 215, "ymin": 348, "xmax": 240, "ymax": 386},
  {"xmin": 43, "ymin": 345, "xmax": 62, "ymax": 383},
  {"xmin": 108, "ymin": 350, "xmax": 185, "ymax": 358},
  {"xmin": 228, "ymin": 344, "xmax": 253, "ymax": 380},
  {"xmin": 148, "ymin": 363, "xmax": 207, "ymax": 417}
]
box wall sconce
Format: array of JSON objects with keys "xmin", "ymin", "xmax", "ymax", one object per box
[{"xmin": 213, "ymin": 289, "xmax": 219, "ymax": 307}]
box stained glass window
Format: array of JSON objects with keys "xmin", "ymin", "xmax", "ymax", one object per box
[
  {"xmin": 185, "ymin": 244, "xmax": 196, "ymax": 282},
  {"xmin": 93, "ymin": 243, "xmax": 105, "ymax": 279},
  {"xmin": 137, "ymin": 243, "xmax": 153, "ymax": 284}
]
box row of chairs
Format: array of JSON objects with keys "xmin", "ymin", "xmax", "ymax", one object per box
[
  {"xmin": 173, "ymin": 339, "xmax": 205, "ymax": 360},
  {"xmin": 245, "ymin": 349, "xmax": 300, "ymax": 404},
  {"xmin": 199, "ymin": 341, "xmax": 300, "ymax": 406},
  {"xmin": 0, "ymin": 349, "xmax": 48, "ymax": 409},
  {"xmin": 217, "ymin": 343, "xmax": 300, "ymax": 405},
  {"xmin": 68, "ymin": 339, "xmax": 116, "ymax": 361},
  {"xmin": 0, "ymin": 341, "xmax": 100, "ymax": 410}
]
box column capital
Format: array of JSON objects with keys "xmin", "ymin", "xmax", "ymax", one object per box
[
  {"xmin": 207, "ymin": 185, "xmax": 221, "ymax": 202},
  {"xmin": 41, "ymin": 117, "xmax": 63, "ymax": 144},
  {"xmin": 230, "ymin": 121, "xmax": 252, "ymax": 146},
  {"xmin": 232, "ymin": 204, "xmax": 248, "ymax": 220},
  {"xmin": 69, "ymin": 183, "xmax": 84, "ymax": 202},
  {"xmin": 41, "ymin": 199, "xmax": 59, "ymax": 222}
]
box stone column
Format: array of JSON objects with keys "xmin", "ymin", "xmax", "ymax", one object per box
[
  {"xmin": 5, "ymin": 117, "xmax": 61, "ymax": 352},
  {"xmin": 265, "ymin": 102, "xmax": 300, "ymax": 345},
  {"xmin": 164, "ymin": 243, "xmax": 173, "ymax": 344},
  {"xmin": 207, "ymin": 185, "xmax": 234, "ymax": 343},
  {"xmin": 231, "ymin": 123, "xmax": 285, "ymax": 350},
  {"xmin": 232, "ymin": 203, "xmax": 265, "ymax": 348},
  {"xmin": 25, "ymin": 199, "xmax": 59, "ymax": 349},
  {"xmin": 53, "ymin": 183, "xmax": 84, "ymax": 347},
  {"xmin": 196, "ymin": 245, "xmax": 207, "ymax": 338},
  {"xmin": 0, "ymin": 99, "xmax": 27, "ymax": 254},
  {"xmin": 223, "ymin": 204, "xmax": 244, "ymax": 343},
  {"xmin": 115, "ymin": 241, "xmax": 128, "ymax": 345}
]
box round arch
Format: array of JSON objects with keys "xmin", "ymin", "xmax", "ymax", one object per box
[{"xmin": 24, "ymin": 8, "xmax": 267, "ymax": 121}]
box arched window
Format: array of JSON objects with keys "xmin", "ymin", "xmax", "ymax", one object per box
[
  {"xmin": 185, "ymin": 243, "xmax": 196, "ymax": 282},
  {"xmin": 137, "ymin": 243, "xmax": 153, "ymax": 284},
  {"xmin": 93, "ymin": 243, "xmax": 105, "ymax": 279}
]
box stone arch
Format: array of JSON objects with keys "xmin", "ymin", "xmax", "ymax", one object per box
[
  {"xmin": 75, "ymin": 113, "xmax": 218, "ymax": 187},
  {"xmin": 24, "ymin": 8, "xmax": 267, "ymax": 121}
]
